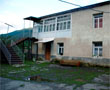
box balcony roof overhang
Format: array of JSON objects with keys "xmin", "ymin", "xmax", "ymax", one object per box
[
  {"xmin": 24, "ymin": 16, "xmax": 41, "ymax": 23},
  {"xmin": 35, "ymin": 38, "xmax": 54, "ymax": 43}
]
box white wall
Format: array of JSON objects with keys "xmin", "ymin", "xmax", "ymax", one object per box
[{"xmin": 37, "ymin": 30, "xmax": 72, "ymax": 39}]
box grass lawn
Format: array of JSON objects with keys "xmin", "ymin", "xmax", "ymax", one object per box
[{"xmin": 0, "ymin": 61, "xmax": 109, "ymax": 86}]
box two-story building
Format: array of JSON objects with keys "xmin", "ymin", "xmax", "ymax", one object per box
[{"xmin": 25, "ymin": 1, "xmax": 110, "ymax": 66}]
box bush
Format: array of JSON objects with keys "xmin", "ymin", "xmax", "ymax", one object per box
[
  {"xmin": 51, "ymin": 58, "xmax": 60, "ymax": 64},
  {"xmin": 38, "ymin": 57, "xmax": 44, "ymax": 61}
]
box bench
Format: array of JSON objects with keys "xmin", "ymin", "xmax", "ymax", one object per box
[{"xmin": 60, "ymin": 60, "xmax": 81, "ymax": 66}]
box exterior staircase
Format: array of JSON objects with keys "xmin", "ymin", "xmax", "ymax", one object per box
[
  {"xmin": 0, "ymin": 39, "xmax": 24, "ymax": 65},
  {"xmin": 7, "ymin": 47, "xmax": 23, "ymax": 64},
  {"xmin": 0, "ymin": 29, "xmax": 38, "ymax": 65},
  {"xmin": 1, "ymin": 33, "xmax": 38, "ymax": 65}
]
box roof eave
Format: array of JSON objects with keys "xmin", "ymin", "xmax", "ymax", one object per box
[{"xmin": 24, "ymin": 16, "xmax": 41, "ymax": 22}]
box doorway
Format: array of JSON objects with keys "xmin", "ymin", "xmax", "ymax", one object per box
[{"xmin": 45, "ymin": 42, "xmax": 51, "ymax": 60}]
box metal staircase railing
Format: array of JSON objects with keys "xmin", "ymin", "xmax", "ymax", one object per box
[
  {"xmin": 1, "ymin": 38, "xmax": 25, "ymax": 64},
  {"xmin": 0, "ymin": 39, "xmax": 11, "ymax": 64},
  {"xmin": 1, "ymin": 28, "xmax": 32, "ymax": 64},
  {"xmin": 11, "ymin": 40, "xmax": 25, "ymax": 63}
]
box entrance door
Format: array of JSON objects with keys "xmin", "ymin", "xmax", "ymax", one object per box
[{"xmin": 45, "ymin": 42, "xmax": 51, "ymax": 60}]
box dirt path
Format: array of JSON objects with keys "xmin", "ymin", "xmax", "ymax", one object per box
[{"xmin": 0, "ymin": 76, "xmax": 110, "ymax": 90}]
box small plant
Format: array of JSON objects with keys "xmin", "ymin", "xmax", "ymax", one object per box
[
  {"xmin": 51, "ymin": 58, "xmax": 60, "ymax": 64},
  {"xmin": 38, "ymin": 57, "xmax": 44, "ymax": 61}
]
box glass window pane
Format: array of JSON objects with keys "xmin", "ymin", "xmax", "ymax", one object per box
[
  {"xmin": 44, "ymin": 25, "xmax": 46, "ymax": 32},
  {"xmin": 50, "ymin": 24, "xmax": 52, "ymax": 31},
  {"xmin": 58, "ymin": 43, "xmax": 64, "ymax": 55},
  {"xmin": 99, "ymin": 18, "xmax": 103, "ymax": 28},
  {"xmin": 94, "ymin": 48, "xmax": 98, "ymax": 56},
  {"xmin": 46, "ymin": 25, "xmax": 49, "ymax": 32},
  {"xmin": 94, "ymin": 42, "xmax": 102, "ymax": 46},
  {"xmin": 99, "ymin": 48, "xmax": 102, "ymax": 56},
  {"xmin": 94, "ymin": 18, "xmax": 98, "ymax": 28},
  {"xmin": 57, "ymin": 15, "xmax": 71, "ymax": 22},
  {"xmin": 41, "ymin": 26, "xmax": 43, "ymax": 32},
  {"xmin": 57, "ymin": 23, "xmax": 59, "ymax": 30},
  {"xmin": 60, "ymin": 23, "xmax": 63, "ymax": 30},
  {"xmin": 38, "ymin": 26, "xmax": 40, "ymax": 32},
  {"xmin": 53, "ymin": 24, "xmax": 55, "ymax": 31},
  {"xmin": 67, "ymin": 21, "xmax": 70, "ymax": 29},
  {"xmin": 63, "ymin": 22, "xmax": 66, "ymax": 30}
]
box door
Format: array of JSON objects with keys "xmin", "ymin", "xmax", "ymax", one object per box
[{"xmin": 45, "ymin": 42, "xmax": 51, "ymax": 60}]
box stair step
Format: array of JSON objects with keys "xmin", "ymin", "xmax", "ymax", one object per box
[
  {"xmin": 11, "ymin": 62, "xmax": 23, "ymax": 64},
  {"xmin": 11, "ymin": 57, "xmax": 21, "ymax": 59},
  {"xmin": 7, "ymin": 42, "xmax": 24, "ymax": 65},
  {"xmin": 1, "ymin": 41, "xmax": 23, "ymax": 65},
  {"xmin": 11, "ymin": 60, "xmax": 23, "ymax": 62},
  {"xmin": 11, "ymin": 61, "xmax": 23, "ymax": 62},
  {"xmin": 11, "ymin": 58, "xmax": 21, "ymax": 60},
  {"xmin": 11, "ymin": 56, "xmax": 20, "ymax": 57},
  {"xmin": 11, "ymin": 53, "xmax": 18, "ymax": 55},
  {"xmin": 11, "ymin": 60, "xmax": 22, "ymax": 62}
]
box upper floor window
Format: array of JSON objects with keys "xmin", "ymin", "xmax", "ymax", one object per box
[
  {"xmin": 37, "ymin": 14, "xmax": 71, "ymax": 33},
  {"xmin": 57, "ymin": 15, "xmax": 71, "ymax": 30},
  {"xmin": 93, "ymin": 13, "xmax": 103, "ymax": 28},
  {"xmin": 44, "ymin": 18, "xmax": 55, "ymax": 32},
  {"xmin": 38, "ymin": 21, "xmax": 43, "ymax": 33}
]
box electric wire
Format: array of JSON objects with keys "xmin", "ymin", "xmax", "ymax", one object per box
[{"xmin": 59, "ymin": 0, "xmax": 110, "ymax": 13}]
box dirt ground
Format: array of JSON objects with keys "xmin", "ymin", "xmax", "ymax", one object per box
[{"xmin": 0, "ymin": 76, "xmax": 110, "ymax": 90}]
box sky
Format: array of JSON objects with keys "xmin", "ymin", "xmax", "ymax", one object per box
[{"xmin": 0, "ymin": 0, "xmax": 108, "ymax": 34}]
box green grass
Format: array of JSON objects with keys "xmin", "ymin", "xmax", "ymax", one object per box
[{"xmin": 0, "ymin": 61, "xmax": 109, "ymax": 86}]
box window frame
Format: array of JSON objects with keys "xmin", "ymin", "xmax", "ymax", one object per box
[
  {"xmin": 92, "ymin": 42, "xmax": 103, "ymax": 57},
  {"xmin": 38, "ymin": 14, "xmax": 71, "ymax": 33},
  {"xmin": 57, "ymin": 14, "xmax": 71, "ymax": 31},
  {"xmin": 93, "ymin": 13, "xmax": 103, "ymax": 29},
  {"xmin": 57, "ymin": 43, "xmax": 64, "ymax": 55},
  {"xmin": 43, "ymin": 18, "xmax": 56, "ymax": 32}
]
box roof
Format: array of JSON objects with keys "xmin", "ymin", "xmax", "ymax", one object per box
[
  {"xmin": 24, "ymin": 16, "xmax": 40, "ymax": 22},
  {"xmin": 35, "ymin": 38, "xmax": 54, "ymax": 43},
  {"xmin": 24, "ymin": 1, "xmax": 110, "ymax": 22}
]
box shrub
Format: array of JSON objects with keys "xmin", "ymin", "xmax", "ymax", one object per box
[
  {"xmin": 38, "ymin": 57, "xmax": 44, "ymax": 61},
  {"xmin": 51, "ymin": 58, "xmax": 60, "ymax": 64}
]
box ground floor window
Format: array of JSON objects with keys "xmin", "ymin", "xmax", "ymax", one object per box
[
  {"xmin": 57, "ymin": 43, "xmax": 64, "ymax": 55},
  {"xmin": 93, "ymin": 42, "xmax": 103, "ymax": 57}
]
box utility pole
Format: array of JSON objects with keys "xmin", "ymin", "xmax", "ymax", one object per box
[
  {"xmin": 0, "ymin": 21, "xmax": 14, "ymax": 45},
  {"xmin": 4, "ymin": 23, "xmax": 14, "ymax": 34},
  {"xmin": 0, "ymin": 21, "xmax": 14, "ymax": 34}
]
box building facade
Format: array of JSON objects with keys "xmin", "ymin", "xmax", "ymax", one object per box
[{"xmin": 25, "ymin": 1, "xmax": 110, "ymax": 66}]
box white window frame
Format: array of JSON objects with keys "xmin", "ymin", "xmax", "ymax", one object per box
[
  {"xmin": 93, "ymin": 42, "xmax": 103, "ymax": 57},
  {"xmin": 43, "ymin": 18, "xmax": 56, "ymax": 32},
  {"xmin": 57, "ymin": 43, "xmax": 64, "ymax": 55},
  {"xmin": 37, "ymin": 14, "xmax": 71, "ymax": 33},
  {"xmin": 37, "ymin": 21, "xmax": 43, "ymax": 33},
  {"xmin": 57, "ymin": 14, "xmax": 71, "ymax": 31},
  {"xmin": 93, "ymin": 13, "xmax": 103, "ymax": 28}
]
